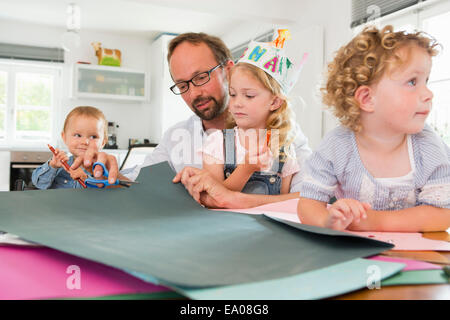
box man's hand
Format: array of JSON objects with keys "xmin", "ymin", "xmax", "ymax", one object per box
[
  {"xmin": 325, "ymin": 198, "xmax": 370, "ymax": 230},
  {"xmin": 173, "ymin": 167, "xmax": 233, "ymax": 208},
  {"xmin": 70, "ymin": 140, "xmax": 118, "ymax": 184}
]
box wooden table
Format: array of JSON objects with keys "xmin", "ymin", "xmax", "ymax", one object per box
[{"xmin": 333, "ymin": 232, "xmax": 450, "ymax": 300}]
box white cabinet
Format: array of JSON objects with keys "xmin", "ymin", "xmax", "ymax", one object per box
[
  {"xmin": 0, "ymin": 151, "xmax": 10, "ymax": 191},
  {"xmin": 72, "ymin": 64, "xmax": 148, "ymax": 101}
]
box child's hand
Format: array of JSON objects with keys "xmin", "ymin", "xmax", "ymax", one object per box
[
  {"xmin": 49, "ymin": 148, "xmax": 69, "ymax": 169},
  {"xmin": 69, "ymin": 168, "xmax": 88, "ymax": 182},
  {"xmin": 325, "ymin": 198, "xmax": 371, "ymax": 230},
  {"xmin": 243, "ymin": 136, "xmax": 272, "ymax": 172},
  {"xmin": 246, "ymin": 149, "xmax": 272, "ymax": 172}
]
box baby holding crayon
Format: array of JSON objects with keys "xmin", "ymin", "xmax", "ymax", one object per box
[
  {"xmin": 298, "ymin": 25, "xmax": 450, "ymax": 232},
  {"xmin": 32, "ymin": 106, "xmax": 107, "ymax": 189}
]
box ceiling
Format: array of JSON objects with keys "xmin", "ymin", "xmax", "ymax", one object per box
[{"xmin": 0, "ymin": 0, "xmax": 304, "ymax": 39}]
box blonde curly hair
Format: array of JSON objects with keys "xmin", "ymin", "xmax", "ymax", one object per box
[
  {"xmin": 322, "ymin": 25, "xmax": 439, "ymax": 132},
  {"xmin": 227, "ymin": 62, "xmax": 297, "ymax": 160}
]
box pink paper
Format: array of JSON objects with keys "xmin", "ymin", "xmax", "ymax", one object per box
[
  {"xmin": 220, "ymin": 198, "xmax": 299, "ymax": 215},
  {"xmin": 368, "ymin": 255, "xmax": 442, "ymax": 271},
  {"xmin": 0, "ymin": 246, "xmax": 170, "ymax": 300},
  {"xmin": 348, "ymin": 231, "xmax": 450, "ymax": 251},
  {"xmin": 222, "ymin": 199, "xmax": 450, "ymax": 251}
]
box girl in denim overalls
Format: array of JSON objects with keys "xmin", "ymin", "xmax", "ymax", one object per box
[{"xmin": 201, "ymin": 34, "xmax": 306, "ymax": 196}]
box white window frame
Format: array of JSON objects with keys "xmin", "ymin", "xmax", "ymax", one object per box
[
  {"xmin": 0, "ymin": 66, "xmax": 9, "ymax": 140},
  {"xmin": 0, "ymin": 59, "xmax": 62, "ymax": 149}
]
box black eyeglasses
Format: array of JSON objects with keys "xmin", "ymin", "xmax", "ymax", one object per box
[{"xmin": 170, "ymin": 63, "xmax": 223, "ymax": 95}]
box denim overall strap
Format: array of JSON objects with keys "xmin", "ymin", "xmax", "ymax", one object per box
[
  {"xmin": 223, "ymin": 129, "xmax": 236, "ymax": 173},
  {"xmin": 222, "ymin": 129, "xmax": 284, "ymax": 195}
]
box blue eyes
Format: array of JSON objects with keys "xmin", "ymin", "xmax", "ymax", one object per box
[{"xmin": 408, "ymin": 78, "xmax": 417, "ymax": 86}]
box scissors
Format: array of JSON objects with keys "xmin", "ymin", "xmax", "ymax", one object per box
[{"xmin": 85, "ymin": 162, "xmax": 139, "ymax": 189}]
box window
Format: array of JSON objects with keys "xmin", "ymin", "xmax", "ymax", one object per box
[
  {"xmin": 230, "ymin": 30, "xmax": 274, "ymax": 62},
  {"xmin": 423, "ymin": 9, "xmax": 450, "ymax": 145},
  {"xmin": 355, "ymin": 0, "xmax": 450, "ymax": 145},
  {"xmin": 0, "ymin": 61, "xmax": 61, "ymax": 147},
  {"xmin": 0, "ymin": 71, "xmax": 6, "ymax": 138}
]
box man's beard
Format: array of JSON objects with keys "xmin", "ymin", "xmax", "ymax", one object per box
[{"xmin": 192, "ymin": 95, "xmax": 228, "ymax": 121}]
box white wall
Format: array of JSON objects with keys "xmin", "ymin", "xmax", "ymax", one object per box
[
  {"xmin": 221, "ymin": 0, "xmax": 353, "ymax": 149},
  {"xmin": 0, "ymin": 18, "xmax": 154, "ymax": 150},
  {"xmin": 148, "ymin": 34, "xmax": 192, "ymax": 143},
  {"xmin": 0, "ymin": 0, "xmax": 354, "ymax": 150}
]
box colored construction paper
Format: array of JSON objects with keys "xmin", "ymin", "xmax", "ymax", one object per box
[
  {"xmin": 220, "ymin": 198, "xmax": 299, "ymax": 215},
  {"xmin": 381, "ymin": 269, "xmax": 449, "ymax": 286},
  {"xmin": 226, "ymin": 199, "xmax": 450, "ymax": 251},
  {"xmin": 0, "ymin": 162, "xmax": 393, "ymax": 288},
  {"xmin": 72, "ymin": 291, "xmax": 184, "ymax": 300},
  {"xmin": 368, "ymin": 255, "xmax": 442, "ymax": 271},
  {"xmin": 0, "ymin": 246, "xmax": 171, "ymax": 300},
  {"xmin": 347, "ymin": 232, "xmax": 450, "ymax": 251},
  {"xmin": 0, "ymin": 245, "xmax": 402, "ymax": 300},
  {"xmin": 176, "ymin": 259, "xmax": 404, "ymax": 300}
]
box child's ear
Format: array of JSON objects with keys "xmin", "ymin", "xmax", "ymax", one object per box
[
  {"xmin": 101, "ymin": 137, "xmax": 107, "ymax": 149},
  {"xmin": 269, "ymin": 96, "xmax": 283, "ymax": 111},
  {"xmin": 355, "ymin": 85, "xmax": 375, "ymax": 112},
  {"xmin": 61, "ymin": 131, "xmax": 65, "ymax": 142}
]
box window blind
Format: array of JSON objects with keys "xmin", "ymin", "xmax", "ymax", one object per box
[
  {"xmin": 351, "ymin": 0, "xmax": 423, "ymax": 28},
  {"xmin": 231, "ymin": 30, "xmax": 274, "ymax": 62},
  {"xmin": 0, "ymin": 43, "xmax": 64, "ymax": 63}
]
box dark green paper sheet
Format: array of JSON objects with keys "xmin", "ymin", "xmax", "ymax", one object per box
[
  {"xmin": 0, "ymin": 162, "xmax": 393, "ymax": 288},
  {"xmin": 381, "ymin": 269, "xmax": 449, "ymax": 286}
]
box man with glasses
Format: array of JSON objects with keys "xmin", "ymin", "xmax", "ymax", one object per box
[
  {"xmin": 123, "ymin": 33, "xmax": 235, "ymax": 176},
  {"xmin": 74, "ymin": 32, "xmax": 312, "ymax": 208}
]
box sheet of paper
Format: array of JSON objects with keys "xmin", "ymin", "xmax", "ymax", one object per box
[
  {"xmin": 218, "ymin": 198, "xmax": 299, "ymax": 215},
  {"xmin": 176, "ymin": 259, "xmax": 404, "ymax": 300},
  {"xmin": 381, "ymin": 269, "xmax": 448, "ymax": 286},
  {"xmin": 225, "ymin": 199, "xmax": 450, "ymax": 251},
  {"xmin": 0, "ymin": 243, "xmax": 404, "ymax": 300},
  {"xmin": 347, "ymin": 231, "xmax": 450, "ymax": 251},
  {"xmin": 0, "ymin": 246, "xmax": 171, "ymax": 300},
  {"xmin": 368, "ymin": 255, "xmax": 442, "ymax": 271},
  {"xmin": 0, "ymin": 162, "xmax": 393, "ymax": 288}
]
